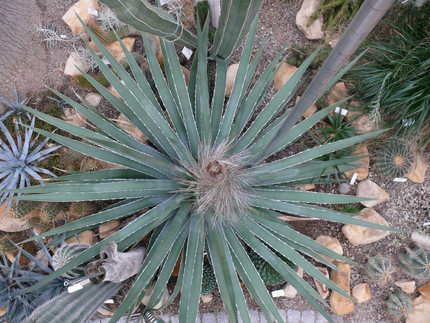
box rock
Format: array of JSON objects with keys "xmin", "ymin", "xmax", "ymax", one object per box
[
  {"xmin": 0, "ymin": 306, "xmax": 6, "ymax": 316},
  {"xmin": 63, "ymin": 52, "xmax": 89, "ymax": 76},
  {"xmin": 329, "ymin": 82, "xmax": 348, "ymax": 106},
  {"xmin": 296, "ymin": 96, "xmax": 317, "ymax": 118},
  {"xmin": 296, "ymin": 0, "xmax": 324, "ymax": 40},
  {"xmin": 407, "ymin": 295, "xmax": 430, "ymax": 323},
  {"xmin": 411, "ymin": 232, "xmax": 430, "ymax": 251},
  {"xmin": 201, "ymin": 293, "xmax": 213, "ymax": 303},
  {"xmin": 105, "ymin": 38, "xmax": 136, "ymax": 62},
  {"xmin": 62, "ymin": 0, "xmax": 99, "ymax": 34},
  {"xmin": 97, "ymin": 303, "xmax": 116, "ymax": 316},
  {"xmin": 395, "ymin": 280, "xmax": 416, "ymax": 294},
  {"xmin": 108, "ymin": 85, "xmax": 121, "ymax": 99},
  {"xmin": 274, "ymin": 63, "xmax": 298, "ymax": 91},
  {"xmin": 293, "ymin": 183, "xmax": 316, "ymax": 191},
  {"xmin": 84, "ymin": 92, "xmax": 102, "ymax": 107},
  {"xmin": 315, "ymin": 236, "xmax": 343, "ymax": 262},
  {"xmin": 352, "ymin": 283, "xmax": 371, "ymax": 303},
  {"xmin": 141, "ymin": 282, "xmax": 170, "ymax": 310},
  {"xmin": 345, "ymin": 102, "xmax": 362, "ymax": 121},
  {"xmin": 418, "ymin": 281, "xmax": 430, "ymax": 299},
  {"xmin": 99, "ymin": 220, "xmax": 121, "ymax": 239},
  {"xmin": 339, "ymin": 183, "xmax": 350, "ymax": 194},
  {"xmin": 314, "ymin": 267, "xmax": 330, "ymax": 299},
  {"xmin": 330, "ymin": 261, "xmax": 354, "ymax": 316},
  {"xmin": 0, "ymin": 202, "xmax": 35, "ymax": 232},
  {"xmin": 225, "ymin": 64, "xmax": 239, "ymax": 97},
  {"xmin": 63, "ymin": 107, "xmax": 86, "ymax": 127},
  {"xmin": 116, "ymin": 113, "xmax": 147, "ymax": 142},
  {"xmin": 342, "ymin": 208, "xmax": 390, "ymax": 245},
  {"xmin": 66, "ymin": 230, "xmax": 96, "ymax": 245},
  {"xmin": 283, "ymin": 267, "xmax": 304, "ymax": 298},
  {"xmin": 344, "ymin": 143, "xmax": 370, "ymax": 181},
  {"xmin": 356, "ymin": 180, "xmax": 389, "ymax": 207},
  {"xmin": 406, "ymin": 154, "xmax": 427, "ymax": 184},
  {"xmin": 181, "ymin": 66, "xmax": 190, "ymax": 85},
  {"xmin": 352, "ymin": 114, "xmax": 378, "ymax": 133}
]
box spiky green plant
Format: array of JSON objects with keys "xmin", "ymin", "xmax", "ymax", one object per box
[
  {"xmin": 201, "ymin": 263, "xmax": 217, "ymax": 295},
  {"xmin": 0, "ymin": 84, "xmax": 31, "ymax": 121},
  {"xmin": 385, "ymin": 290, "xmax": 413, "ymax": 321},
  {"xmin": 399, "ymin": 246, "xmax": 430, "ymax": 278},
  {"xmin": 8, "ymin": 15, "xmax": 398, "ymax": 323},
  {"xmin": 52, "ymin": 244, "xmax": 89, "ymax": 279},
  {"xmin": 8, "ymin": 200, "xmax": 40, "ymax": 219},
  {"xmin": 249, "ymin": 249, "xmax": 294, "ymax": 286},
  {"xmin": 375, "ymin": 139, "xmax": 414, "ymax": 178},
  {"xmin": 288, "ymin": 43, "xmax": 331, "ymax": 70},
  {"xmin": 364, "ymin": 253, "xmax": 395, "ymax": 283}
]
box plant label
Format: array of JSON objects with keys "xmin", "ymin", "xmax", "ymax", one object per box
[
  {"xmin": 271, "ymin": 290, "xmax": 285, "ymax": 298},
  {"xmin": 88, "ymin": 8, "xmax": 98, "ymax": 16},
  {"xmin": 68, "ymin": 283, "xmax": 83, "ymax": 293},
  {"xmin": 182, "ymin": 47, "xmax": 193, "ymax": 60},
  {"xmin": 60, "ymin": 35, "xmax": 67, "ymax": 39},
  {"xmin": 160, "ymin": 0, "xmax": 171, "ymax": 5},
  {"xmin": 105, "ymin": 299, "xmax": 114, "ymax": 304},
  {"xmin": 393, "ymin": 178, "xmax": 407, "ymax": 182},
  {"xmin": 334, "ymin": 107, "xmax": 348, "ymax": 116},
  {"xmin": 350, "ymin": 173, "xmax": 358, "ymax": 185}
]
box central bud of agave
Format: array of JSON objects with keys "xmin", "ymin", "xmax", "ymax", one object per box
[{"xmin": 205, "ymin": 160, "xmax": 223, "ymax": 177}]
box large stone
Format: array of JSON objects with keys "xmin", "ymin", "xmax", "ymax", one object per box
[
  {"xmin": 141, "ymin": 282, "xmax": 170, "ymax": 310},
  {"xmin": 411, "ymin": 232, "xmax": 430, "ymax": 251},
  {"xmin": 342, "ymin": 208, "xmax": 390, "ymax": 245},
  {"xmin": 406, "ymin": 155, "xmax": 427, "ymax": 184},
  {"xmin": 352, "ymin": 283, "xmax": 371, "ymax": 303},
  {"xmin": 66, "ymin": 230, "xmax": 96, "ymax": 246},
  {"xmin": 395, "ymin": 280, "xmax": 416, "ymax": 294},
  {"xmin": 329, "ymin": 82, "xmax": 348, "ymax": 106},
  {"xmin": 315, "ymin": 236, "xmax": 343, "ymax": 262},
  {"xmin": 225, "ymin": 64, "xmax": 239, "ymax": 97},
  {"xmin": 0, "ymin": 202, "xmax": 36, "ymax": 232},
  {"xmin": 356, "ymin": 180, "xmax": 389, "ymax": 207},
  {"xmin": 63, "ymin": 52, "xmax": 89, "ymax": 76},
  {"xmin": 63, "ymin": 107, "xmax": 87, "ymax": 127},
  {"xmin": 296, "ymin": 0, "xmax": 324, "ymax": 40},
  {"xmin": 344, "ymin": 143, "xmax": 370, "ymax": 181},
  {"xmin": 116, "ymin": 113, "xmax": 147, "ymax": 142},
  {"xmin": 283, "ymin": 267, "xmax": 304, "ymax": 298},
  {"xmin": 418, "ymin": 281, "xmax": 430, "ymax": 299},
  {"xmin": 293, "ymin": 183, "xmax": 316, "ymax": 191},
  {"xmin": 274, "ymin": 63, "xmax": 298, "ymax": 91},
  {"xmin": 84, "ymin": 92, "xmax": 102, "ymax": 107},
  {"xmin": 330, "ymin": 261, "xmax": 355, "ymax": 316},
  {"xmin": 105, "ymin": 38, "xmax": 136, "ymax": 62},
  {"xmin": 351, "ymin": 114, "xmax": 378, "ymax": 134},
  {"xmin": 99, "ymin": 220, "xmax": 121, "ymax": 239},
  {"xmin": 314, "ymin": 267, "xmax": 330, "ymax": 299},
  {"xmin": 407, "ymin": 295, "xmax": 430, "ymax": 323},
  {"xmin": 62, "ymin": 0, "xmax": 99, "ymax": 34}
]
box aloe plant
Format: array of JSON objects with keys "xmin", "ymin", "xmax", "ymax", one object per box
[{"xmin": 7, "ymin": 15, "xmax": 400, "ymax": 323}]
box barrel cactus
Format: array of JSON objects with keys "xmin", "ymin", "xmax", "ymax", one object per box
[
  {"xmin": 39, "ymin": 202, "xmax": 65, "ymax": 224},
  {"xmin": 9, "ymin": 200, "xmax": 40, "ymax": 219},
  {"xmin": 365, "ymin": 253, "xmax": 395, "ymax": 283},
  {"xmin": 249, "ymin": 249, "xmax": 295, "ymax": 286},
  {"xmin": 376, "ymin": 140, "xmax": 414, "ymax": 178},
  {"xmin": 399, "ymin": 246, "xmax": 430, "ymax": 278},
  {"xmin": 52, "ymin": 244, "xmax": 89, "ymax": 279},
  {"xmin": 201, "ymin": 263, "xmax": 217, "ymax": 295},
  {"xmin": 385, "ymin": 290, "xmax": 413, "ymax": 321}
]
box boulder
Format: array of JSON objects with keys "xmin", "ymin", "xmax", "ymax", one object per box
[
  {"xmin": 99, "ymin": 220, "xmax": 121, "ymax": 239},
  {"xmin": 105, "ymin": 38, "xmax": 136, "ymax": 62},
  {"xmin": 116, "ymin": 113, "xmax": 147, "ymax": 142},
  {"xmin": 406, "ymin": 155, "xmax": 427, "ymax": 184},
  {"xmin": 62, "ymin": 0, "xmax": 99, "ymax": 34},
  {"xmin": 63, "ymin": 107, "xmax": 86, "ymax": 127},
  {"xmin": 407, "ymin": 295, "xmax": 430, "ymax": 323},
  {"xmin": 141, "ymin": 282, "xmax": 170, "ymax": 310},
  {"xmin": 225, "ymin": 64, "xmax": 239, "ymax": 97},
  {"xmin": 342, "ymin": 208, "xmax": 390, "ymax": 245},
  {"xmin": 352, "ymin": 283, "xmax": 371, "ymax": 303},
  {"xmin": 330, "ymin": 261, "xmax": 355, "ymax": 316},
  {"xmin": 395, "ymin": 280, "xmax": 416, "ymax": 294},
  {"xmin": 344, "ymin": 143, "xmax": 370, "ymax": 181},
  {"xmin": 356, "ymin": 180, "xmax": 389, "ymax": 207},
  {"xmin": 66, "ymin": 230, "xmax": 96, "ymax": 245},
  {"xmin": 352, "ymin": 114, "xmax": 378, "ymax": 133},
  {"xmin": 296, "ymin": 96, "xmax": 317, "ymax": 118},
  {"xmin": 296, "ymin": 0, "xmax": 324, "ymax": 40},
  {"xmin": 411, "ymin": 232, "xmax": 430, "ymax": 251},
  {"xmin": 314, "ymin": 267, "xmax": 330, "ymax": 299},
  {"xmin": 274, "ymin": 63, "xmax": 298, "ymax": 91},
  {"xmin": 418, "ymin": 281, "xmax": 430, "ymax": 299},
  {"xmin": 329, "ymin": 82, "xmax": 348, "ymax": 106},
  {"xmin": 283, "ymin": 267, "xmax": 304, "ymax": 298},
  {"xmin": 315, "ymin": 236, "xmax": 343, "ymax": 262},
  {"xmin": 293, "ymin": 183, "xmax": 316, "ymax": 191},
  {"xmin": 84, "ymin": 92, "xmax": 102, "ymax": 107},
  {"xmin": 64, "ymin": 52, "xmax": 89, "ymax": 76},
  {"xmin": 0, "ymin": 202, "xmax": 36, "ymax": 232}
]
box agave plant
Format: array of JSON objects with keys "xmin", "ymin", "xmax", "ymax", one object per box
[
  {"xmin": 0, "ymin": 84, "xmax": 31, "ymax": 121},
  {"xmin": 0, "ymin": 117, "xmax": 59, "ymax": 207},
  {"xmin": 9, "ymin": 15, "xmax": 399, "ymax": 323}
]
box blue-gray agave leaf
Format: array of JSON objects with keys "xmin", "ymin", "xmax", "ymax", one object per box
[{"xmin": 0, "ymin": 84, "xmax": 31, "ymax": 121}]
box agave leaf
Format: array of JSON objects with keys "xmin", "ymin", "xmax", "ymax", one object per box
[{"xmin": 210, "ymin": 58, "xmax": 228, "ymax": 142}]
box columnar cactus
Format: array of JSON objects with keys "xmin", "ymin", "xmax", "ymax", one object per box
[
  {"xmin": 249, "ymin": 249, "xmax": 295, "ymax": 286},
  {"xmin": 385, "ymin": 290, "xmax": 413, "ymax": 321},
  {"xmin": 399, "ymin": 246, "xmax": 430, "ymax": 278},
  {"xmin": 365, "ymin": 253, "xmax": 395, "ymax": 283},
  {"xmin": 52, "ymin": 244, "xmax": 89, "ymax": 279},
  {"xmin": 201, "ymin": 263, "xmax": 217, "ymax": 295}
]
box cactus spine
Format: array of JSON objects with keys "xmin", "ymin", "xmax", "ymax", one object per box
[
  {"xmin": 52, "ymin": 244, "xmax": 89, "ymax": 279},
  {"xmin": 23, "ymin": 281, "xmax": 123, "ymax": 323},
  {"xmin": 201, "ymin": 263, "xmax": 217, "ymax": 295},
  {"xmin": 385, "ymin": 290, "xmax": 413, "ymax": 321},
  {"xmin": 399, "ymin": 246, "xmax": 430, "ymax": 278},
  {"xmin": 365, "ymin": 253, "xmax": 395, "ymax": 283}
]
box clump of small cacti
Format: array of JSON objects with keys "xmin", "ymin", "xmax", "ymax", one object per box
[
  {"xmin": 68, "ymin": 202, "xmax": 99, "ymax": 221},
  {"xmin": 376, "ymin": 140, "xmax": 414, "ymax": 178},
  {"xmin": 39, "ymin": 202, "xmax": 66, "ymax": 224},
  {"xmin": 9, "ymin": 201, "xmax": 40, "ymax": 219},
  {"xmin": 287, "ymin": 43, "xmax": 331, "ymax": 70},
  {"xmin": 249, "ymin": 249, "xmax": 295, "ymax": 286},
  {"xmin": 365, "ymin": 253, "xmax": 395, "ymax": 283},
  {"xmin": 399, "ymin": 246, "xmax": 430, "ymax": 278},
  {"xmin": 52, "ymin": 244, "xmax": 90, "ymax": 279},
  {"xmin": 385, "ymin": 290, "xmax": 413, "ymax": 321},
  {"xmin": 201, "ymin": 263, "xmax": 217, "ymax": 295},
  {"xmin": 0, "ymin": 235, "xmax": 14, "ymax": 254}
]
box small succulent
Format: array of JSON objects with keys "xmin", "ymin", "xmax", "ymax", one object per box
[
  {"xmin": 288, "ymin": 43, "xmax": 331, "ymax": 70},
  {"xmin": 385, "ymin": 290, "xmax": 413, "ymax": 321},
  {"xmin": 0, "ymin": 117, "xmax": 60, "ymax": 208},
  {"xmin": 201, "ymin": 263, "xmax": 217, "ymax": 295},
  {"xmin": 364, "ymin": 253, "xmax": 395, "ymax": 283},
  {"xmin": 399, "ymin": 246, "xmax": 430, "ymax": 278},
  {"xmin": 0, "ymin": 84, "xmax": 31, "ymax": 121},
  {"xmin": 249, "ymin": 249, "xmax": 295, "ymax": 286},
  {"xmin": 52, "ymin": 244, "xmax": 90, "ymax": 279},
  {"xmin": 39, "ymin": 202, "xmax": 66, "ymax": 224},
  {"xmin": 8, "ymin": 200, "xmax": 40, "ymax": 219},
  {"xmin": 376, "ymin": 139, "xmax": 414, "ymax": 178},
  {"xmin": 0, "ymin": 235, "xmax": 14, "ymax": 254}
]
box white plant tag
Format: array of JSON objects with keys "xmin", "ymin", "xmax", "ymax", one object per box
[
  {"xmin": 105, "ymin": 299, "xmax": 114, "ymax": 304},
  {"xmin": 68, "ymin": 283, "xmax": 83, "ymax": 293},
  {"xmin": 60, "ymin": 35, "xmax": 67, "ymax": 39},
  {"xmin": 334, "ymin": 106, "xmax": 348, "ymax": 116},
  {"xmin": 182, "ymin": 47, "xmax": 193, "ymax": 60},
  {"xmin": 101, "ymin": 57, "xmax": 110, "ymax": 66},
  {"xmin": 88, "ymin": 8, "xmax": 98, "ymax": 16},
  {"xmin": 160, "ymin": 0, "xmax": 171, "ymax": 5},
  {"xmin": 271, "ymin": 290, "xmax": 285, "ymax": 298},
  {"xmin": 349, "ymin": 173, "xmax": 358, "ymax": 185},
  {"xmin": 393, "ymin": 178, "xmax": 407, "ymax": 182}
]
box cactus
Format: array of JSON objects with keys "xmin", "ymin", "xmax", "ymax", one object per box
[
  {"xmin": 385, "ymin": 290, "xmax": 413, "ymax": 321},
  {"xmin": 0, "ymin": 235, "xmax": 14, "ymax": 254},
  {"xmin": 23, "ymin": 281, "xmax": 123, "ymax": 323},
  {"xmin": 86, "ymin": 21, "xmax": 133, "ymax": 44},
  {"xmin": 201, "ymin": 263, "xmax": 217, "ymax": 295},
  {"xmin": 9, "ymin": 201, "xmax": 40, "ymax": 219},
  {"xmin": 68, "ymin": 202, "xmax": 98, "ymax": 221},
  {"xmin": 288, "ymin": 43, "xmax": 331, "ymax": 70},
  {"xmin": 364, "ymin": 253, "xmax": 395, "ymax": 283},
  {"xmin": 39, "ymin": 202, "xmax": 66, "ymax": 224},
  {"xmin": 52, "ymin": 244, "xmax": 90, "ymax": 279},
  {"xmin": 399, "ymin": 246, "xmax": 430, "ymax": 278},
  {"xmin": 376, "ymin": 140, "xmax": 414, "ymax": 178},
  {"xmin": 249, "ymin": 249, "xmax": 295, "ymax": 286}
]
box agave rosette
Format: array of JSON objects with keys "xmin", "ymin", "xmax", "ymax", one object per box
[{"xmin": 10, "ymin": 16, "xmax": 399, "ymax": 323}]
